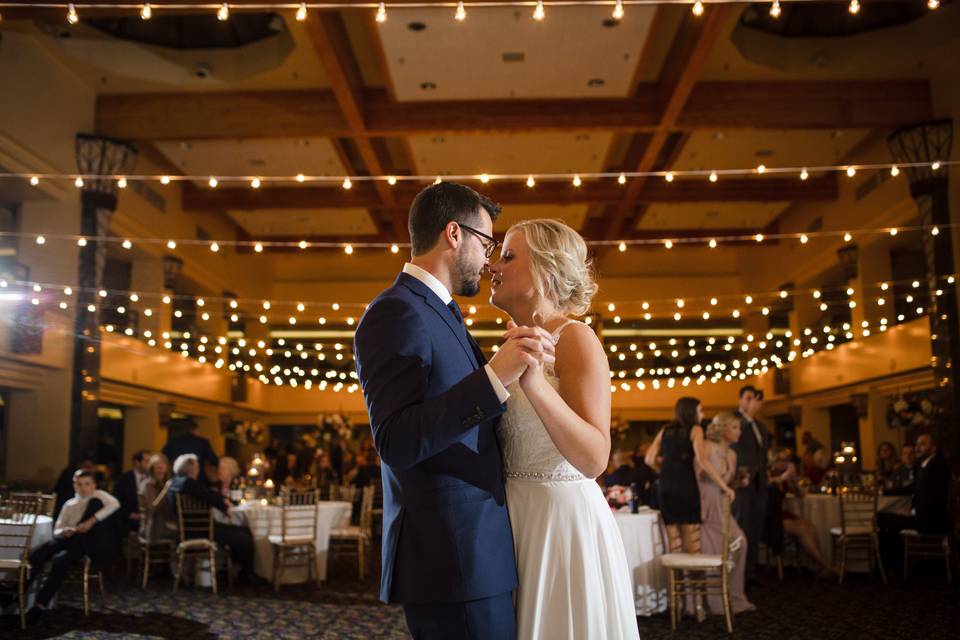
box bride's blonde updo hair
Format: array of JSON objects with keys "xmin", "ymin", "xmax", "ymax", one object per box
[
  {"xmin": 707, "ymin": 411, "xmax": 740, "ymax": 443},
  {"xmin": 510, "ymin": 219, "xmax": 598, "ymax": 317}
]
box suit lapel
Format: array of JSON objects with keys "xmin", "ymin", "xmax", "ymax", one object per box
[{"xmin": 398, "ymin": 273, "xmax": 478, "ymax": 367}]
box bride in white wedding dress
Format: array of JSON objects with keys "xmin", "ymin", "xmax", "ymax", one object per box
[{"xmin": 489, "ymin": 219, "xmax": 639, "ymax": 640}]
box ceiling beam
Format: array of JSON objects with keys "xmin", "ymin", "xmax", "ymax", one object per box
[
  {"xmin": 95, "ymin": 80, "xmax": 932, "ymax": 141},
  {"xmin": 302, "ymin": 10, "xmax": 407, "ymax": 238},
  {"xmin": 181, "ymin": 174, "xmax": 837, "ymax": 210},
  {"xmin": 597, "ymin": 5, "xmax": 735, "ymax": 263}
]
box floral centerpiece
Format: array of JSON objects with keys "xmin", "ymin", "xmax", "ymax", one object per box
[
  {"xmin": 605, "ymin": 484, "xmax": 634, "ymax": 512},
  {"xmin": 887, "ymin": 392, "xmax": 941, "ymax": 430}
]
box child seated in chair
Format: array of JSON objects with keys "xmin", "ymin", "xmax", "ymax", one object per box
[{"xmin": 27, "ymin": 469, "xmax": 120, "ymax": 613}]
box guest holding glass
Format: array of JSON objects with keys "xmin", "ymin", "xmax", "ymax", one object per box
[
  {"xmin": 731, "ymin": 385, "xmax": 770, "ymax": 586},
  {"xmin": 701, "ymin": 412, "xmax": 755, "ymax": 615}
]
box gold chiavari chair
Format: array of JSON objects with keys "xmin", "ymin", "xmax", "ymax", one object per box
[
  {"xmin": 174, "ymin": 493, "xmax": 229, "ymax": 593},
  {"xmin": 831, "ymin": 485, "xmax": 886, "ymax": 584},
  {"xmin": 660, "ymin": 496, "xmax": 735, "ymax": 634},
  {"xmin": 331, "ymin": 484, "xmax": 358, "ymax": 504},
  {"xmin": 270, "ymin": 488, "xmax": 320, "ymax": 591},
  {"xmin": 137, "ymin": 492, "xmax": 174, "ymax": 589},
  {"xmin": 0, "ymin": 495, "xmax": 40, "ymax": 629},
  {"xmin": 10, "ymin": 492, "xmax": 56, "ymax": 518},
  {"xmin": 329, "ymin": 485, "xmax": 375, "ymax": 579},
  {"xmin": 63, "ymin": 556, "xmax": 106, "ymax": 616},
  {"xmin": 902, "ymin": 529, "xmax": 953, "ymax": 583}
]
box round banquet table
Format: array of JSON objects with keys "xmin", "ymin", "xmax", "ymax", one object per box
[
  {"xmin": 613, "ymin": 509, "xmax": 667, "ymax": 617},
  {"xmin": 0, "ymin": 515, "xmax": 54, "ymax": 614},
  {"xmin": 236, "ymin": 500, "xmax": 352, "ymax": 583},
  {"xmin": 786, "ymin": 493, "xmax": 910, "ymax": 572}
]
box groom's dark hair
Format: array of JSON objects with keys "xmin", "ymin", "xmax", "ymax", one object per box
[{"xmin": 408, "ymin": 182, "xmax": 501, "ymax": 256}]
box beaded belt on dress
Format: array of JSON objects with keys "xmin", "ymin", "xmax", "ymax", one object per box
[{"xmin": 505, "ymin": 470, "xmax": 585, "ymax": 482}]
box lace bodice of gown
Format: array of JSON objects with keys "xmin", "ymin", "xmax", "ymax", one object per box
[{"xmin": 497, "ymin": 320, "xmax": 587, "ymax": 482}]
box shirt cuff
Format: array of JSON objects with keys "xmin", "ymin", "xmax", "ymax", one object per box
[{"xmin": 483, "ymin": 364, "xmax": 511, "ymax": 403}]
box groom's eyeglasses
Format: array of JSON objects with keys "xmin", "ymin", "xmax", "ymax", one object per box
[{"xmin": 459, "ymin": 223, "xmax": 500, "ymax": 259}]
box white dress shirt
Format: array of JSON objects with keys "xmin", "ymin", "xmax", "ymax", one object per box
[
  {"xmin": 403, "ymin": 263, "xmax": 510, "ymax": 403},
  {"xmin": 738, "ymin": 408, "xmax": 764, "ymax": 448},
  {"xmin": 54, "ymin": 489, "xmax": 120, "ymax": 537},
  {"xmin": 135, "ymin": 469, "xmax": 150, "ymax": 494}
]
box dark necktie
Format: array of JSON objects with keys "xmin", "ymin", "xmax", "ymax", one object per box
[{"xmin": 447, "ymin": 300, "xmax": 464, "ymax": 325}]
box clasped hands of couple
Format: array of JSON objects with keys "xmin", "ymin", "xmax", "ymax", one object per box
[{"xmin": 487, "ymin": 320, "xmax": 557, "ymax": 392}]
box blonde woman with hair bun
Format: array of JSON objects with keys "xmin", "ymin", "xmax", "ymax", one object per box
[
  {"xmin": 488, "ymin": 219, "xmax": 639, "ymax": 639},
  {"xmin": 698, "ymin": 411, "xmax": 756, "ymax": 615}
]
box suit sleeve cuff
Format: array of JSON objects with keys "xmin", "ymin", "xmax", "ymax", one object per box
[{"xmin": 483, "ymin": 364, "xmax": 510, "ymax": 403}]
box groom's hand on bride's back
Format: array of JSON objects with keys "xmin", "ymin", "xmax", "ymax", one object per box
[{"xmin": 488, "ymin": 321, "xmax": 555, "ymax": 387}]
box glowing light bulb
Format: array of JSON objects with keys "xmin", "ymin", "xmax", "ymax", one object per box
[
  {"xmin": 932, "ymin": 161, "xmax": 941, "ymax": 171},
  {"xmin": 770, "ymin": 0, "xmax": 781, "ymax": 18},
  {"xmin": 455, "ymin": 1, "xmax": 466, "ymax": 21},
  {"xmin": 296, "ymin": 2, "xmax": 307, "ymax": 21},
  {"xmin": 140, "ymin": 3, "xmax": 152, "ymax": 20},
  {"xmin": 376, "ymin": 2, "xmax": 387, "ymax": 23},
  {"xmin": 254, "ymin": 242, "xmax": 263, "ymax": 253},
  {"xmin": 889, "ymin": 227, "xmax": 898, "ymax": 236},
  {"xmin": 122, "ymin": 239, "xmax": 132, "ymax": 249},
  {"xmin": 800, "ymin": 234, "xmax": 809, "ymax": 244},
  {"xmin": 210, "ymin": 242, "xmax": 219, "ymax": 252},
  {"xmin": 846, "ymin": 166, "xmax": 856, "ymax": 177},
  {"xmin": 931, "ymin": 226, "xmax": 940, "ymax": 236},
  {"xmin": 478, "ymin": 174, "xmax": 490, "ymax": 184},
  {"xmin": 613, "ymin": 0, "xmax": 624, "ymax": 20},
  {"xmin": 890, "ymin": 165, "xmax": 900, "ymax": 177},
  {"xmin": 67, "ymin": 3, "xmax": 78, "ymax": 24},
  {"xmin": 166, "ymin": 240, "xmax": 177, "ymax": 250},
  {"xmin": 756, "ymin": 164, "xmax": 766, "ymax": 174},
  {"xmin": 618, "ymin": 173, "xmax": 626, "ymax": 185},
  {"xmin": 299, "ymin": 240, "xmax": 308, "ymax": 250},
  {"xmin": 928, "ymin": 0, "xmax": 940, "ymax": 8},
  {"xmin": 385, "ymin": 175, "xmax": 397, "ymax": 186},
  {"xmin": 296, "ymin": 173, "xmax": 305, "ymax": 183},
  {"xmin": 74, "ymin": 176, "xmax": 84, "ymax": 188},
  {"xmin": 618, "ymin": 242, "xmax": 627, "ymax": 252},
  {"xmin": 30, "ymin": 176, "xmax": 39, "ymax": 186},
  {"xmin": 344, "ymin": 244, "xmax": 354, "ymax": 255},
  {"xmin": 36, "ymin": 235, "xmax": 45, "ymax": 245},
  {"xmin": 843, "ymin": 232, "xmax": 852, "ymax": 242},
  {"xmin": 754, "ymin": 233, "xmax": 764, "ymax": 243},
  {"xmin": 533, "ymin": 0, "xmax": 545, "ymax": 21},
  {"xmin": 391, "ymin": 244, "xmax": 399, "ymax": 254},
  {"xmin": 849, "ymin": 0, "xmax": 860, "ymax": 15},
  {"xmin": 800, "ymin": 167, "xmax": 809, "ymax": 181},
  {"xmin": 342, "ymin": 177, "xmax": 352, "ymax": 190},
  {"xmin": 665, "ymin": 172, "xmax": 675, "ymax": 183},
  {"xmin": 526, "ymin": 175, "xmax": 536, "ymax": 188},
  {"xmin": 208, "ymin": 177, "xmax": 218, "ymax": 188},
  {"xmin": 709, "ymin": 171, "xmax": 718, "ymax": 183},
  {"xmin": 664, "ymin": 239, "xmax": 673, "ymax": 250},
  {"xmin": 218, "ymin": 3, "xmax": 230, "ymax": 22},
  {"xmin": 708, "ymin": 238, "xmax": 718, "ymax": 249},
  {"xmin": 77, "ymin": 237, "xmax": 87, "ymax": 247},
  {"xmin": 160, "ymin": 175, "xmax": 171, "ymax": 185},
  {"xmin": 692, "ymin": 0, "xmax": 704, "ymax": 16},
  {"xmin": 572, "ymin": 175, "xmax": 582, "ymax": 187}
]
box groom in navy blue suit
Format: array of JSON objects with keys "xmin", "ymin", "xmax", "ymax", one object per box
[{"xmin": 354, "ymin": 183, "xmax": 555, "ymax": 639}]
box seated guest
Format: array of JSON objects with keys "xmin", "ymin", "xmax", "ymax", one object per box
[
  {"xmin": 27, "ymin": 470, "xmax": 120, "ymax": 613},
  {"xmin": 603, "ymin": 449, "xmax": 635, "ymax": 487},
  {"xmin": 52, "ymin": 455, "xmax": 96, "ymax": 518},
  {"xmin": 874, "ymin": 441, "xmax": 899, "ymax": 488},
  {"xmin": 311, "ymin": 452, "xmax": 340, "ymax": 487},
  {"xmin": 162, "ymin": 425, "xmax": 218, "ymax": 482},
  {"xmin": 800, "ymin": 431, "xmax": 829, "ymax": 485},
  {"xmin": 348, "ymin": 453, "xmax": 382, "ymax": 488},
  {"xmin": 769, "ymin": 448, "xmax": 834, "ymax": 576},
  {"xmin": 114, "ymin": 449, "xmax": 151, "ymax": 533},
  {"xmin": 888, "ymin": 444, "xmax": 917, "ymax": 493},
  {"xmin": 213, "ymin": 456, "xmax": 246, "ymax": 526},
  {"xmin": 168, "ymin": 454, "xmax": 256, "ymax": 583},
  {"xmin": 141, "ymin": 454, "xmax": 176, "ymax": 543},
  {"xmin": 878, "ymin": 433, "xmax": 952, "ymax": 573}
]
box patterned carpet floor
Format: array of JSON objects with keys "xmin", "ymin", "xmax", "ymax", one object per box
[{"xmin": 2, "ymin": 557, "xmax": 958, "ymax": 639}]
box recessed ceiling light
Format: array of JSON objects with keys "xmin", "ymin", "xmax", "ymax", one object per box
[
  {"xmin": 420, "ymin": 81, "xmax": 437, "ymax": 90},
  {"xmin": 408, "ymin": 21, "xmax": 426, "ymax": 32}
]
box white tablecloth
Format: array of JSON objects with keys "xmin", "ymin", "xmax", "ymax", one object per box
[
  {"xmin": 787, "ymin": 493, "xmax": 910, "ymax": 572},
  {"xmin": 0, "ymin": 515, "xmax": 53, "ymax": 614},
  {"xmin": 237, "ymin": 501, "xmax": 352, "ymax": 583},
  {"xmin": 613, "ymin": 509, "xmax": 667, "ymax": 617}
]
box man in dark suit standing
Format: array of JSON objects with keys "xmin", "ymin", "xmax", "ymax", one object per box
[
  {"xmin": 162, "ymin": 424, "xmax": 218, "ymax": 483},
  {"xmin": 114, "ymin": 449, "xmax": 150, "ymax": 533},
  {"xmin": 354, "ymin": 183, "xmax": 555, "ymax": 639},
  {"xmin": 878, "ymin": 433, "xmax": 953, "ymax": 573},
  {"xmin": 731, "ymin": 385, "xmax": 770, "ymax": 586}
]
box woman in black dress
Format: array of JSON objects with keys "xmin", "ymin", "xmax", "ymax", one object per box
[{"xmin": 645, "ymin": 397, "xmax": 735, "ymax": 554}]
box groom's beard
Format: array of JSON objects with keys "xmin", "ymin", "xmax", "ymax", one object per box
[{"xmin": 454, "ymin": 252, "xmax": 481, "ymax": 297}]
